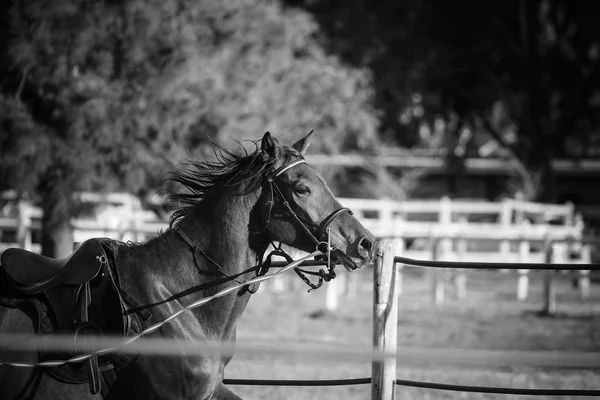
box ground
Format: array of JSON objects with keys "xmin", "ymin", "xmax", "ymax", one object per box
[{"xmin": 226, "ymin": 267, "xmax": 600, "ymax": 400}]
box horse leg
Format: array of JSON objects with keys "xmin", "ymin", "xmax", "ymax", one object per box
[
  {"xmin": 210, "ymin": 329, "xmax": 244, "ymax": 400},
  {"xmin": 0, "ymin": 306, "xmax": 100, "ymax": 400}
]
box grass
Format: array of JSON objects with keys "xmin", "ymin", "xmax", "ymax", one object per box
[{"xmin": 225, "ymin": 267, "xmax": 600, "ymax": 400}]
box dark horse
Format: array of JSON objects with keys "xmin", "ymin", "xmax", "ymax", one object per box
[{"xmin": 0, "ymin": 132, "xmax": 375, "ymax": 399}]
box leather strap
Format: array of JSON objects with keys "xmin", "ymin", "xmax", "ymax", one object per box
[
  {"xmin": 174, "ymin": 226, "xmax": 246, "ymax": 285},
  {"xmin": 87, "ymin": 353, "xmax": 101, "ymax": 395}
]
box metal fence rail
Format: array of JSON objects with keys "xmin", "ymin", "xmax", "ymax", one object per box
[
  {"xmin": 225, "ymin": 377, "xmax": 600, "ymax": 397},
  {"xmin": 394, "ymin": 256, "xmax": 600, "ymax": 270}
]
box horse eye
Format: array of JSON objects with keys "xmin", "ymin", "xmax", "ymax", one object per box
[{"xmin": 295, "ymin": 185, "xmax": 311, "ymax": 196}]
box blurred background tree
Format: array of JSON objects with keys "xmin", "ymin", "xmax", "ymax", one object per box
[{"xmin": 286, "ymin": 0, "xmax": 600, "ymax": 201}]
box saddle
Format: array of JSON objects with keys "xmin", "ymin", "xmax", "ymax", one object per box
[
  {"xmin": 2, "ymin": 239, "xmax": 107, "ymax": 293},
  {"xmin": 0, "ymin": 238, "xmax": 130, "ymax": 395}
]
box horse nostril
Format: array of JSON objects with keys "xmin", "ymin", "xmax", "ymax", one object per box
[{"xmin": 358, "ymin": 236, "xmax": 373, "ymax": 258}]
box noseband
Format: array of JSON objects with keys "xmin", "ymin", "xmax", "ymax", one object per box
[{"xmin": 263, "ymin": 159, "xmax": 353, "ymax": 291}]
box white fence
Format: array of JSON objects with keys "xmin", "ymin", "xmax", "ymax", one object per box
[
  {"xmin": 1, "ymin": 196, "xmax": 595, "ymax": 311},
  {"xmin": 0, "ymin": 196, "xmax": 583, "ymax": 245}
]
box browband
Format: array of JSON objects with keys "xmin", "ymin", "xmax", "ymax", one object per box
[{"xmin": 271, "ymin": 159, "xmax": 306, "ymax": 180}]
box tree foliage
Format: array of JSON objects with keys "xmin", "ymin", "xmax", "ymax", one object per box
[
  {"xmin": 288, "ymin": 0, "xmax": 600, "ymax": 201},
  {"xmin": 0, "ymin": 0, "xmax": 381, "ymax": 255}
]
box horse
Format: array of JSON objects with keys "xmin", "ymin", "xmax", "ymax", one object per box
[{"xmin": 0, "ymin": 131, "xmax": 376, "ymax": 400}]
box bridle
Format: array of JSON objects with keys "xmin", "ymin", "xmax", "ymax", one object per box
[
  {"xmin": 174, "ymin": 158, "xmax": 354, "ymax": 293},
  {"xmin": 262, "ymin": 158, "xmax": 353, "ymax": 291},
  {"xmin": 265, "ymin": 159, "xmax": 352, "ymax": 254}
]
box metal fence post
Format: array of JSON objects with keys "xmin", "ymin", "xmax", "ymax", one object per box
[{"xmin": 372, "ymin": 240, "xmax": 400, "ymax": 400}]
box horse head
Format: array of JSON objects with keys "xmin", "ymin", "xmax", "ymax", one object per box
[{"xmin": 259, "ymin": 131, "xmax": 376, "ymax": 271}]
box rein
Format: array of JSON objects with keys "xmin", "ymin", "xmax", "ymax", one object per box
[{"xmin": 0, "ymin": 251, "xmax": 323, "ymax": 370}]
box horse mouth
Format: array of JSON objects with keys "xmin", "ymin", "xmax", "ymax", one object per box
[{"xmin": 332, "ymin": 251, "xmax": 374, "ymax": 272}]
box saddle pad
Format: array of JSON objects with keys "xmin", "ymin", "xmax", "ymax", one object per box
[
  {"xmin": 2, "ymin": 296, "xmax": 135, "ymax": 384},
  {"xmin": 0, "ymin": 244, "xmax": 140, "ymax": 385}
]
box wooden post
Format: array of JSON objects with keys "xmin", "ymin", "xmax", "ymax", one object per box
[
  {"xmin": 579, "ymin": 271, "xmax": 591, "ymax": 299},
  {"xmin": 499, "ymin": 199, "xmax": 512, "ymax": 273},
  {"xmin": 542, "ymin": 236, "xmax": 557, "ymax": 315},
  {"xmin": 439, "ymin": 196, "xmax": 452, "ymax": 225},
  {"xmin": 430, "ymin": 237, "xmax": 444, "ymax": 305},
  {"xmin": 372, "ymin": 240, "xmax": 400, "ymax": 400},
  {"xmin": 564, "ymin": 201, "xmax": 575, "ymax": 226},
  {"xmin": 380, "ymin": 200, "xmax": 395, "ymax": 237},
  {"xmin": 455, "ymin": 217, "xmax": 468, "ymax": 300},
  {"xmin": 579, "ymin": 244, "xmax": 591, "ymax": 299},
  {"xmin": 344, "ymin": 270, "xmax": 358, "ymax": 299},
  {"xmin": 326, "ymin": 274, "xmax": 340, "ymax": 311},
  {"xmin": 396, "ymin": 239, "xmax": 405, "ymax": 296},
  {"xmin": 517, "ymin": 221, "xmax": 531, "ymax": 301},
  {"xmin": 338, "ymin": 272, "xmax": 348, "ymax": 296},
  {"xmin": 574, "ymin": 214, "xmax": 590, "ymax": 299},
  {"xmin": 393, "ymin": 216, "xmax": 405, "ymax": 296},
  {"xmin": 514, "ymin": 191, "xmax": 525, "ymax": 224},
  {"xmin": 17, "ymin": 202, "xmax": 32, "ymax": 251},
  {"xmin": 517, "ymin": 248, "xmax": 530, "ymax": 301},
  {"xmin": 500, "ymin": 198, "xmax": 513, "ymax": 227}
]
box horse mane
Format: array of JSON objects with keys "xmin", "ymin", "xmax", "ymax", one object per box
[{"xmin": 166, "ymin": 137, "xmax": 301, "ymax": 227}]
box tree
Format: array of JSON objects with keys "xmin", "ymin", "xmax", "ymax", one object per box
[
  {"xmin": 287, "ymin": 0, "xmax": 600, "ymax": 201},
  {"xmin": 1, "ymin": 0, "xmax": 381, "ymax": 256},
  {"xmin": 0, "ymin": 1, "xmax": 174, "ymax": 256}
]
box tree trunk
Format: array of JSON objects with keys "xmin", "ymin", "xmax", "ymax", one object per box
[
  {"xmin": 444, "ymin": 116, "xmax": 465, "ymax": 198},
  {"xmin": 41, "ymin": 186, "xmax": 74, "ymax": 258},
  {"xmin": 519, "ymin": 0, "xmax": 557, "ymax": 203}
]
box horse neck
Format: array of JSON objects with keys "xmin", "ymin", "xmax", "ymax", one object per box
[
  {"xmin": 183, "ymin": 187, "xmax": 262, "ymax": 271},
  {"xmin": 117, "ymin": 186, "xmax": 263, "ymax": 299}
]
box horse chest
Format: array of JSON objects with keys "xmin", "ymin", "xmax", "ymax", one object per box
[{"xmin": 131, "ymin": 298, "xmax": 248, "ymax": 400}]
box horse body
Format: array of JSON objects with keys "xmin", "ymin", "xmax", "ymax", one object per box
[
  {"xmin": 107, "ymin": 188, "xmax": 258, "ymax": 400},
  {"xmin": 0, "ymin": 132, "xmax": 375, "ymax": 399}
]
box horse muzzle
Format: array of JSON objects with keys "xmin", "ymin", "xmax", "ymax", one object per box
[{"xmin": 333, "ymin": 235, "xmax": 376, "ymax": 271}]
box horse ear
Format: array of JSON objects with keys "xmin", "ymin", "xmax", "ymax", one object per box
[
  {"xmin": 292, "ymin": 130, "xmax": 313, "ymax": 154},
  {"xmin": 261, "ymin": 131, "xmax": 279, "ymax": 159}
]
